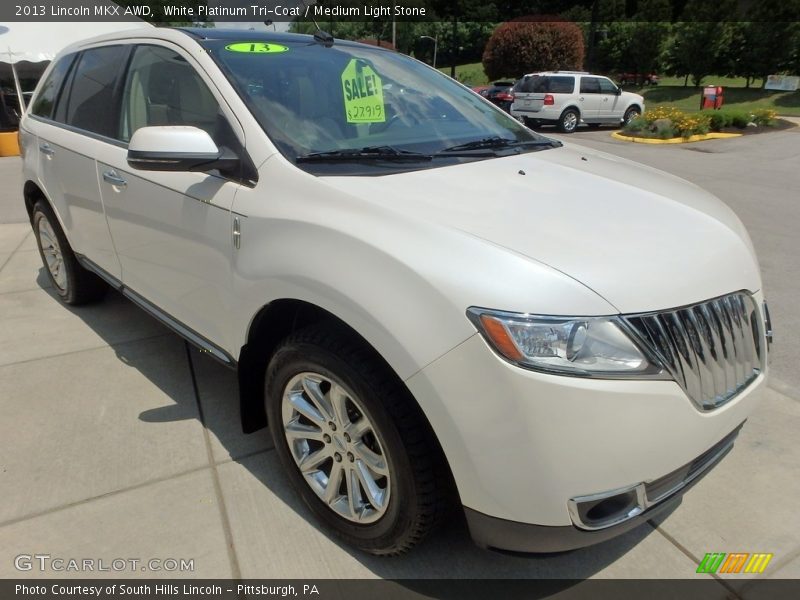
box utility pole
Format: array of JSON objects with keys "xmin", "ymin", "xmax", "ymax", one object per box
[
  {"xmin": 450, "ymin": 16, "xmax": 457, "ymax": 78},
  {"xmin": 420, "ymin": 35, "xmax": 438, "ymax": 68}
]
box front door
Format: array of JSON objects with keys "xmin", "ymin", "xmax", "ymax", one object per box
[
  {"xmin": 577, "ymin": 77, "xmax": 604, "ymax": 122},
  {"xmin": 598, "ymin": 78, "xmax": 622, "ymax": 121},
  {"xmin": 98, "ymin": 43, "xmax": 242, "ymax": 354}
]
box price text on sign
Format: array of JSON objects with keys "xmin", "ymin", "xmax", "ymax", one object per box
[{"xmin": 341, "ymin": 59, "xmax": 386, "ymax": 124}]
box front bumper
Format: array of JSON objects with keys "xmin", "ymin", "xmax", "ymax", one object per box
[
  {"xmin": 465, "ymin": 423, "xmax": 740, "ymax": 552},
  {"xmin": 405, "ymin": 313, "xmax": 767, "ymax": 550}
]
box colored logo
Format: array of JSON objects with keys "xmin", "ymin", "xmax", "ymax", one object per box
[
  {"xmin": 225, "ymin": 43, "xmax": 288, "ymax": 54},
  {"xmin": 697, "ymin": 552, "xmax": 773, "ymax": 574}
]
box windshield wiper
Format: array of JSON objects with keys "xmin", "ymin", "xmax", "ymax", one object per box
[
  {"xmin": 438, "ymin": 137, "xmax": 563, "ymax": 154},
  {"xmin": 296, "ymin": 146, "xmax": 432, "ymax": 163},
  {"xmin": 441, "ymin": 137, "xmax": 517, "ymax": 152}
]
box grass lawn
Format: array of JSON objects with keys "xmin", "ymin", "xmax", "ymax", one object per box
[
  {"xmin": 439, "ymin": 62, "xmax": 492, "ymax": 86},
  {"xmin": 442, "ymin": 63, "xmax": 800, "ymax": 116},
  {"xmin": 628, "ymin": 83, "xmax": 800, "ymax": 117}
]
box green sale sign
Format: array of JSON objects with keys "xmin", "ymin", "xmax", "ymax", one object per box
[{"xmin": 340, "ymin": 59, "xmax": 386, "ymax": 124}]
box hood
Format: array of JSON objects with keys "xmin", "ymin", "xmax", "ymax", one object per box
[
  {"xmin": 319, "ymin": 144, "xmax": 761, "ymax": 314},
  {"xmin": 622, "ymin": 91, "xmax": 644, "ymax": 103}
]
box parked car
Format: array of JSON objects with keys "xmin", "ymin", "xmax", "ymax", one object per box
[
  {"xmin": 511, "ymin": 71, "xmax": 644, "ymax": 132},
  {"xmin": 21, "ymin": 28, "xmax": 769, "ymax": 556},
  {"xmin": 482, "ymin": 80, "xmax": 515, "ymax": 112},
  {"xmin": 471, "ymin": 84, "xmax": 490, "ymax": 96},
  {"xmin": 619, "ymin": 72, "xmax": 660, "ymax": 86}
]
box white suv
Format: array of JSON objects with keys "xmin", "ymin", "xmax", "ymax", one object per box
[
  {"xmin": 20, "ymin": 28, "xmax": 768, "ymax": 555},
  {"xmin": 511, "ymin": 71, "xmax": 644, "ymax": 132}
]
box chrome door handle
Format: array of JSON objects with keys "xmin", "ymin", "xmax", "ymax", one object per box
[
  {"xmin": 40, "ymin": 143, "xmax": 55, "ymax": 156},
  {"xmin": 102, "ymin": 170, "xmax": 127, "ymax": 187}
]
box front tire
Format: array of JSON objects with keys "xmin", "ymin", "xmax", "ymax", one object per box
[
  {"xmin": 623, "ymin": 106, "xmax": 641, "ymax": 126},
  {"xmin": 32, "ymin": 201, "xmax": 107, "ymax": 305},
  {"xmin": 558, "ymin": 108, "xmax": 579, "ymax": 133},
  {"xmin": 265, "ymin": 324, "xmax": 448, "ymax": 555}
]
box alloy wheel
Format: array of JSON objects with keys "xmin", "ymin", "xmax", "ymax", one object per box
[
  {"xmin": 281, "ymin": 371, "xmax": 392, "ymax": 524},
  {"xmin": 38, "ymin": 217, "xmax": 67, "ymax": 291}
]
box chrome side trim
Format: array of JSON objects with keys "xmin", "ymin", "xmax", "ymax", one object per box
[
  {"xmin": 122, "ymin": 287, "xmax": 235, "ymax": 366},
  {"xmin": 75, "ymin": 254, "xmax": 122, "ymax": 289},
  {"xmin": 75, "ymin": 254, "xmax": 236, "ymax": 368}
]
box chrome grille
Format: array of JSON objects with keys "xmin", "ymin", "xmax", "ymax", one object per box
[{"xmin": 624, "ymin": 292, "xmax": 765, "ymax": 411}]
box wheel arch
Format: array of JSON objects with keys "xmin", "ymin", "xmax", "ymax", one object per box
[
  {"xmin": 23, "ymin": 180, "xmax": 48, "ymax": 221},
  {"xmin": 237, "ymin": 297, "xmax": 460, "ymax": 502},
  {"xmin": 239, "ymin": 299, "xmax": 435, "ymax": 439}
]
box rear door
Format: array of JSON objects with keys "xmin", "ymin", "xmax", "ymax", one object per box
[
  {"xmin": 97, "ymin": 43, "xmax": 244, "ymax": 356},
  {"xmin": 31, "ymin": 45, "xmax": 129, "ymax": 280},
  {"xmin": 577, "ymin": 76, "xmax": 603, "ymax": 122}
]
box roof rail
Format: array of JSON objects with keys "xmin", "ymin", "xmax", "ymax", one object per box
[{"xmin": 553, "ymin": 70, "xmax": 590, "ymax": 74}]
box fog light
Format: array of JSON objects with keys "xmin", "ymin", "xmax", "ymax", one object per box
[{"xmin": 568, "ymin": 484, "xmax": 645, "ymax": 530}]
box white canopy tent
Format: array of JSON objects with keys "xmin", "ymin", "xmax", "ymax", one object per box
[{"xmin": 0, "ymin": 20, "xmax": 152, "ymax": 122}]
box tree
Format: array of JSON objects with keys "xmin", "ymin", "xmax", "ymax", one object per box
[
  {"xmin": 594, "ymin": 0, "xmax": 671, "ymax": 78},
  {"xmin": 429, "ymin": 0, "xmax": 499, "ymax": 76},
  {"xmin": 723, "ymin": 1, "xmax": 800, "ymax": 87},
  {"xmin": 482, "ymin": 18, "xmax": 585, "ymax": 80},
  {"xmin": 662, "ymin": 0, "xmax": 736, "ymax": 87}
]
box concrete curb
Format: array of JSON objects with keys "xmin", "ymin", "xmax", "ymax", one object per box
[{"xmin": 611, "ymin": 131, "xmax": 743, "ymax": 144}]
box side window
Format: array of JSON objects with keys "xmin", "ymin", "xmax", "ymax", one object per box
[
  {"xmin": 580, "ymin": 77, "xmax": 601, "ymax": 94},
  {"xmin": 30, "ymin": 54, "xmax": 76, "ymax": 120},
  {"xmin": 549, "ymin": 77, "xmax": 575, "ymax": 94},
  {"xmin": 119, "ymin": 45, "xmax": 230, "ymax": 146},
  {"xmin": 63, "ymin": 46, "xmax": 127, "ymax": 136},
  {"xmin": 598, "ymin": 78, "xmax": 619, "ymax": 94}
]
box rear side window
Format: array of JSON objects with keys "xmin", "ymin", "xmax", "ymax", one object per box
[
  {"xmin": 63, "ymin": 45, "xmax": 127, "ymax": 137},
  {"xmin": 547, "ymin": 76, "xmax": 575, "ymax": 94},
  {"xmin": 118, "ymin": 45, "xmax": 230, "ymax": 146},
  {"xmin": 516, "ymin": 76, "xmax": 574, "ymax": 94},
  {"xmin": 30, "ymin": 54, "xmax": 76, "ymax": 119},
  {"xmin": 580, "ymin": 77, "xmax": 601, "ymax": 94}
]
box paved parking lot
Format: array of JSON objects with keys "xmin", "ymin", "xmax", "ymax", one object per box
[{"xmin": 0, "ymin": 124, "xmax": 798, "ymax": 592}]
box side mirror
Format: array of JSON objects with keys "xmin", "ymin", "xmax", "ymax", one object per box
[
  {"xmin": 615, "ymin": 87, "xmax": 622, "ymax": 95},
  {"xmin": 127, "ymin": 126, "xmax": 238, "ymax": 173}
]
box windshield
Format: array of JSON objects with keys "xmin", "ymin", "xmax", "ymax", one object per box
[{"xmin": 203, "ymin": 37, "xmax": 556, "ymax": 175}]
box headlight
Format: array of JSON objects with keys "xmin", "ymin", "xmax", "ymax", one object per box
[{"xmin": 467, "ymin": 307, "xmax": 664, "ymax": 377}]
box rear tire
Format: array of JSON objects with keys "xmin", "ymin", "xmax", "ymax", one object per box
[
  {"xmin": 558, "ymin": 108, "xmax": 579, "ymax": 133},
  {"xmin": 32, "ymin": 201, "xmax": 107, "ymax": 305},
  {"xmin": 522, "ymin": 117, "xmax": 539, "ymax": 129},
  {"xmin": 265, "ymin": 323, "xmax": 449, "ymax": 555}
]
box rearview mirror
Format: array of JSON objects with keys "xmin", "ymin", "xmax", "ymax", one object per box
[{"xmin": 127, "ymin": 126, "xmax": 238, "ymax": 173}]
